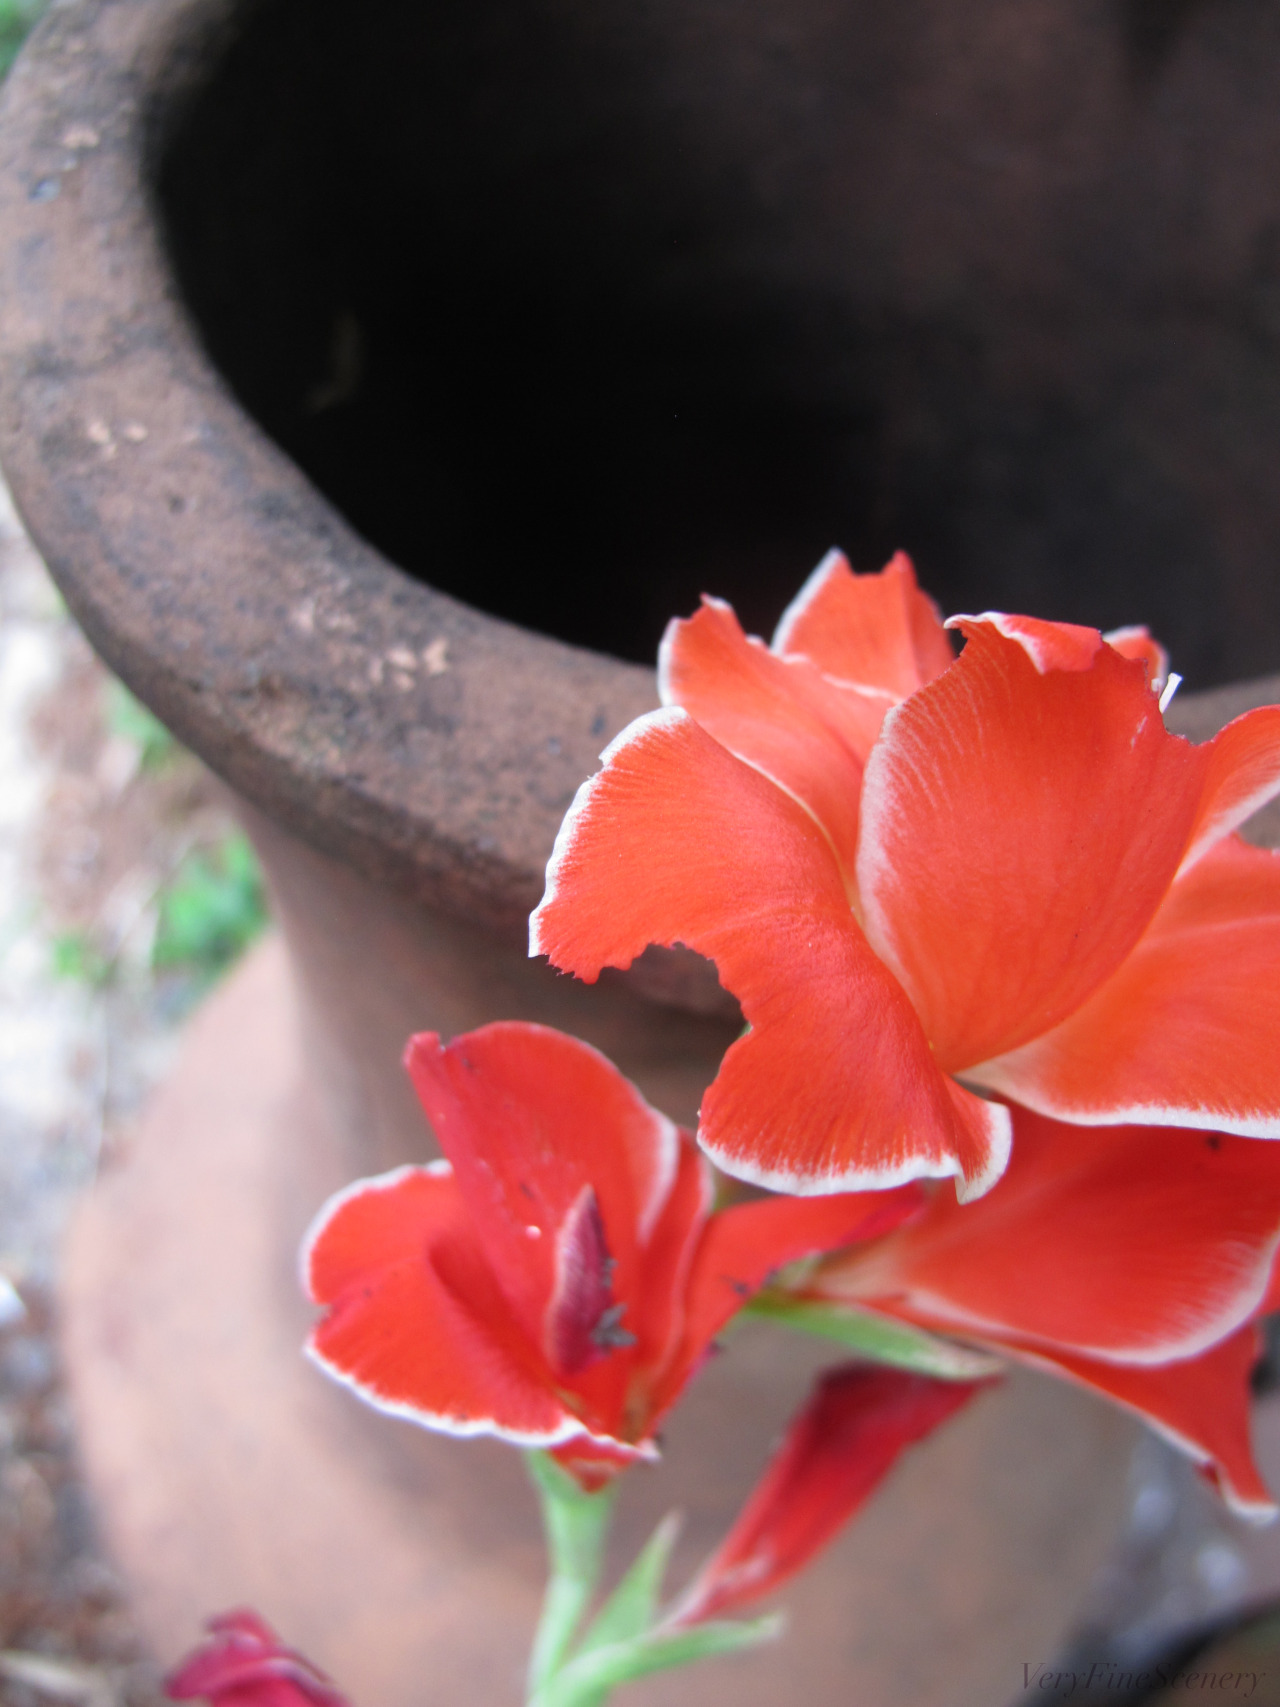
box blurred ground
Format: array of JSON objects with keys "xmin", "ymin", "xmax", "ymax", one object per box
[{"xmin": 0, "ymin": 475, "xmax": 257, "ymax": 1707}]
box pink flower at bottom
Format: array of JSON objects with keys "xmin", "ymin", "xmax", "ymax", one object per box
[{"xmin": 165, "ymin": 1612, "xmax": 349, "ymax": 1707}]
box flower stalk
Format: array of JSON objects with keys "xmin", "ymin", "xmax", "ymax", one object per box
[
  {"xmin": 526, "ymin": 1453, "xmax": 617, "ymax": 1696},
  {"xmin": 525, "ymin": 1453, "xmax": 778, "ymax": 1707}
]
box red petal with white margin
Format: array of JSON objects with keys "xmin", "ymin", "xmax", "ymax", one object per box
[
  {"xmin": 1012, "ymin": 1329, "xmax": 1275, "ymax": 1523},
  {"xmin": 1104, "ymin": 625, "xmax": 1169, "ymax": 691},
  {"xmin": 857, "ymin": 617, "xmax": 1209, "ymax": 1072},
  {"xmin": 550, "ymin": 1433, "xmax": 657, "ymax": 1492},
  {"xmin": 561, "ymin": 1135, "xmax": 710, "ymax": 1444},
  {"xmin": 671, "ymin": 1364, "xmax": 989, "ymax": 1625},
  {"xmin": 531, "ymin": 708, "xmax": 1011, "ymax": 1198},
  {"xmin": 953, "ymin": 611, "xmax": 1107, "ymax": 673},
  {"xmin": 772, "ymin": 551, "xmax": 953, "ymax": 696},
  {"xmin": 820, "ymin": 1109, "xmax": 1280, "ymax": 1364},
  {"xmin": 649, "ymin": 1184, "xmax": 924, "ymax": 1419},
  {"xmin": 624, "ymin": 1136, "xmax": 713, "ymax": 1382},
  {"xmin": 1180, "ymin": 704, "xmax": 1280, "ymax": 873},
  {"xmin": 405, "ymin": 1025, "xmax": 680, "ymax": 1351},
  {"xmin": 659, "ymin": 597, "xmax": 890, "ymax": 875},
  {"xmin": 304, "ymin": 1165, "xmax": 585, "ymax": 1448},
  {"xmin": 979, "ymin": 837, "xmax": 1280, "ymax": 1138}
]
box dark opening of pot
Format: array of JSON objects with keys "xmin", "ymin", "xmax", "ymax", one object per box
[{"xmin": 156, "ymin": 0, "xmax": 1280, "ymax": 684}]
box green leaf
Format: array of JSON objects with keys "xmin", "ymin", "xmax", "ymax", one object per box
[
  {"xmin": 152, "ymin": 833, "xmax": 268, "ymax": 980},
  {"xmin": 0, "ymin": 0, "xmax": 45, "ymax": 78},
  {"xmin": 745, "ymin": 1292, "xmax": 1003, "ymax": 1380},
  {"xmin": 526, "ymin": 1453, "xmax": 618, "ymax": 1695},
  {"xmin": 50, "ymin": 929, "xmax": 112, "ymax": 990},
  {"xmin": 576, "ymin": 1513, "xmax": 679, "ymax": 1656},
  {"xmin": 534, "ymin": 1615, "xmax": 783, "ymax": 1707}
]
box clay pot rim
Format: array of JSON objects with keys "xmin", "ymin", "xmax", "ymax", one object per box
[{"xmin": 0, "ymin": 0, "xmax": 661, "ymax": 943}]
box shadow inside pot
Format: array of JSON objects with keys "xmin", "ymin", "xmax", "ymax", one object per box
[{"xmin": 156, "ymin": 0, "xmax": 1280, "ymax": 683}]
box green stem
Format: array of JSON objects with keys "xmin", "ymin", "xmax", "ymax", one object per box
[
  {"xmin": 532, "ymin": 1616, "xmax": 784, "ymax": 1707},
  {"xmin": 526, "ymin": 1453, "xmax": 617, "ymax": 1700}
]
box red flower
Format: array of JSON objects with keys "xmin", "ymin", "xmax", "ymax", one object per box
[
  {"xmin": 798, "ymin": 1106, "xmax": 1280, "ymax": 1520},
  {"xmin": 165, "ymin": 1611, "xmax": 349, "ymax": 1707},
  {"xmin": 303, "ymin": 1022, "xmax": 919, "ymax": 1486},
  {"xmin": 671, "ymin": 1364, "xmax": 988, "ymax": 1626},
  {"xmin": 530, "ymin": 552, "xmax": 1280, "ymax": 1201}
]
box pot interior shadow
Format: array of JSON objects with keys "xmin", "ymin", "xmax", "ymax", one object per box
[{"xmin": 155, "ymin": 0, "xmax": 1280, "ymax": 682}]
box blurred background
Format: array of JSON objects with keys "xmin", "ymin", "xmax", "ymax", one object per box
[{"xmin": 0, "ymin": 0, "xmax": 270, "ymax": 1670}]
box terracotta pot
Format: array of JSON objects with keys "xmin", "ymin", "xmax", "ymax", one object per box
[{"xmin": 2, "ymin": 0, "xmax": 1280, "ymax": 1702}]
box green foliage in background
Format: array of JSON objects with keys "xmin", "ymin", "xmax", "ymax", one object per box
[
  {"xmin": 105, "ymin": 680, "xmax": 178, "ymax": 770},
  {"xmin": 52, "ymin": 678, "xmax": 269, "ymax": 993},
  {"xmin": 49, "ymin": 929, "xmax": 112, "ymax": 990},
  {"xmin": 0, "ymin": 0, "xmax": 45, "ymax": 78},
  {"xmin": 51, "ymin": 834, "xmax": 269, "ymax": 992},
  {"xmin": 152, "ymin": 832, "xmax": 269, "ymax": 982}
]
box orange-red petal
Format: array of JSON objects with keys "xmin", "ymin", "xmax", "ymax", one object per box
[
  {"xmin": 532, "ymin": 708, "xmax": 1010, "ymax": 1197},
  {"xmin": 625, "ymin": 1136, "xmax": 713, "ymax": 1380},
  {"xmin": 304, "ymin": 1165, "xmax": 583, "ymax": 1447},
  {"xmin": 405, "ymin": 1025, "xmax": 680, "ymax": 1350},
  {"xmin": 1104, "ymin": 625, "xmax": 1170, "ymax": 690},
  {"xmin": 771, "ymin": 550, "xmax": 953, "ymax": 695},
  {"xmin": 649, "ymin": 1185, "xmax": 924, "ymax": 1419},
  {"xmin": 550, "ymin": 1433, "xmax": 658, "ymax": 1491},
  {"xmin": 1181, "ymin": 704, "xmax": 1280, "ymax": 872},
  {"xmin": 952, "ymin": 611, "xmax": 1106, "ymax": 673},
  {"xmin": 1011, "ymin": 1329, "xmax": 1275, "ymax": 1523},
  {"xmin": 818, "ymin": 1109, "xmax": 1280, "ymax": 1364},
  {"xmin": 979, "ymin": 837, "xmax": 1280, "ymax": 1137},
  {"xmin": 561, "ymin": 1135, "xmax": 710, "ymax": 1442},
  {"xmin": 658, "ymin": 597, "xmax": 889, "ymax": 874},
  {"xmin": 857, "ymin": 616, "xmax": 1209, "ymax": 1070},
  {"xmin": 671, "ymin": 1364, "xmax": 989, "ymax": 1625}
]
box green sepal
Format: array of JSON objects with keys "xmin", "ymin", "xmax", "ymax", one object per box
[
  {"xmin": 746, "ymin": 1292, "xmax": 1003, "ymax": 1380},
  {"xmin": 532, "ymin": 1614, "xmax": 783, "ymax": 1707},
  {"xmin": 576, "ymin": 1513, "xmax": 680, "ymax": 1657},
  {"xmin": 526, "ymin": 1453, "xmax": 618, "ymax": 1695}
]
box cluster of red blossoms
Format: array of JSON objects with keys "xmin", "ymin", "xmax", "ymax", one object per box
[
  {"xmin": 528, "ymin": 551, "xmax": 1280, "ymax": 1519},
  {"xmin": 276, "ymin": 552, "xmax": 1280, "ymax": 1699}
]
